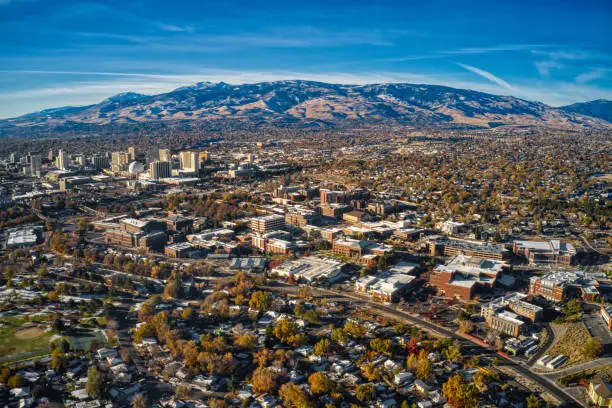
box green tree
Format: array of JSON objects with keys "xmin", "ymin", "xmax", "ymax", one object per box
[
  {"xmin": 356, "ymin": 383, "xmax": 375, "ymax": 402},
  {"xmin": 584, "ymin": 337, "xmax": 603, "ymax": 359},
  {"xmin": 249, "ymin": 290, "xmax": 271, "ymax": 312},
  {"xmin": 51, "ymin": 349, "xmax": 67, "ymax": 372},
  {"xmin": 314, "ymin": 338, "xmax": 331, "ymax": 356},
  {"xmin": 86, "ymin": 366, "xmax": 104, "ymax": 398},
  {"xmin": 7, "ymin": 374, "xmax": 23, "ymax": 389},
  {"xmin": 526, "ymin": 394, "xmax": 542, "ymax": 408},
  {"xmin": 370, "ymin": 337, "xmax": 392, "ymax": 355}
]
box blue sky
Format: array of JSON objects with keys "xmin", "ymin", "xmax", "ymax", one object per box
[{"xmin": 1, "ymin": 0, "xmax": 611, "ymax": 118}]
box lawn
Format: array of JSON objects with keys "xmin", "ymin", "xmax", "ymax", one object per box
[
  {"xmin": 547, "ymin": 322, "xmax": 594, "ymax": 366},
  {"xmin": 0, "ymin": 316, "xmax": 53, "ymax": 359}
]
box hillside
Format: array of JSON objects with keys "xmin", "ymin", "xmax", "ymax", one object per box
[
  {"xmin": 559, "ymin": 99, "xmax": 612, "ymax": 123},
  {"xmin": 1, "ymin": 81, "xmax": 610, "ymax": 132}
]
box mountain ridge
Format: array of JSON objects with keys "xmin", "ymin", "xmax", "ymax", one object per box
[{"xmin": 2, "ymin": 80, "xmax": 611, "ymax": 131}]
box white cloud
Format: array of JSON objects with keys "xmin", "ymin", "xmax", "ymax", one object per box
[
  {"xmin": 575, "ymin": 68, "xmax": 608, "ymax": 84},
  {"xmin": 456, "ymin": 63, "xmax": 513, "ymax": 90},
  {"xmin": 535, "ymin": 61, "xmax": 564, "ymax": 77}
]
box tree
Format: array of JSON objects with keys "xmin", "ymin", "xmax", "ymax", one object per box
[
  {"xmin": 355, "ymin": 383, "xmax": 375, "ymax": 402},
  {"xmin": 249, "ymin": 290, "xmax": 271, "ymax": 312},
  {"xmin": 331, "ymin": 328, "xmax": 347, "ymax": 345},
  {"xmin": 406, "ymin": 337, "xmax": 419, "ymax": 355},
  {"xmin": 52, "ymin": 317, "xmax": 64, "ymax": 333},
  {"xmin": 443, "ymin": 343, "xmax": 462, "ymax": 363},
  {"xmin": 131, "ymin": 394, "xmax": 147, "ymax": 408},
  {"xmin": 51, "ymin": 349, "xmax": 67, "ymax": 372},
  {"xmin": 279, "ymin": 382, "xmax": 311, "ymax": 408},
  {"xmin": 344, "ymin": 321, "xmax": 366, "ymax": 339},
  {"xmin": 251, "ymin": 367, "xmax": 276, "ymax": 394},
  {"xmin": 370, "ymin": 337, "xmax": 392, "ymax": 355},
  {"xmin": 234, "ymin": 333, "xmax": 256, "ymax": 350},
  {"xmin": 309, "ymin": 372, "xmax": 333, "ymax": 395},
  {"xmin": 314, "ymin": 338, "xmax": 331, "ymax": 356},
  {"xmin": 273, "ymin": 318, "xmax": 298, "ymax": 343},
  {"xmin": 442, "ymin": 374, "xmax": 479, "ymax": 408},
  {"xmin": 163, "ymin": 274, "xmax": 184, "ymax": 299},
  {"xmin": 416, "ymin": 356, "xmax": 432, "ymax": 380},
  {"xmin": 459, "ymin": 319, "xmax": 474, "ymax": 334},
  {"xmin": 181, "ymin": 307, "xmax": 193, "ymax": 320},
  {"xmin": 86, "ymin": 366, "xmax": 104, "ymax": 398},
  {"xmin": 526, "ymin": 394, "xmax": 542, "ymax": 408},
  {"xmin": 7, "ymin": 374, "xmax": 23, "ymax": 389},
  {"xmin": 583, "ymin": 337, "xmax": 603, "ymax": 359}
]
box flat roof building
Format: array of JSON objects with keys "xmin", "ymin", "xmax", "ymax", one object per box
[
  {"xmin": 513, "ymin": 240, "xmax": 576, "ymax": 266},
  {"xmin": 272, "ymin": 256, "xmax": 345, "ymax": 283}
]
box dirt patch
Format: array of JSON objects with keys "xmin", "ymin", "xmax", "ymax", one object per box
[
  {"xmin": 547, "ymin": 322, "xmax": 594, "ymax": 366},
  {"xmin": 15, "ymin": 327, "xmax": 45, "ymax": 340}
]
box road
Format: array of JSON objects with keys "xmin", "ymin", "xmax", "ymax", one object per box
[
  {"xmin": 543, "ymin": 357, "xmax": 612, "ymax": 381},
  {"xmin": 268, "ymin": 282, "xmax": 585, "ymax": 407}
]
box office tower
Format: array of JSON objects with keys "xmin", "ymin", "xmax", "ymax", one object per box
[
  {"xmin": 128, "ymin": 146, "xmax": 136, "ymax": 161},
  {"xmin": 30, "ymin": 154, "xmax": 42, "ymax": 177},
  {"xmin": 149, "ymin": 161, "xmax": 171, "ymax": 179},
  {"xmin": 74, "ymin": 154, "xmax": 85, "ymax": 166},
  {"xmin": 180, "ymin": 151, "xmax": 199, "ymax": 171},
  {"xmin": 57, "ymin": 150, "xmax": 69, "ymax": 170},
  {"xmin": 111, "ymin": 152, "xmax": 129, "ymax": 172},
  {"xmin": 111, "ymin": 152, "xmax": 129, "ymax": 166},
  {"xmin": 47, "ymin": 150, "xmax": 54, "ymax": 162},
  {"xmin": 91, "ymin": 155, "xmax": 109, "ymax": 169},
  {"xmin": 158, "ymin": 148, "xmax": 171, "ymax": 162}
]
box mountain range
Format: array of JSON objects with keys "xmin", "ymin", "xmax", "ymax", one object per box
[{"xmin": 2, "ymin": 81, "xmax": 611, "ymax": 132}]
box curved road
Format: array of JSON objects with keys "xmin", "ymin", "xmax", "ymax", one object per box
[{"xmin": 269, "ymin": 282, "xmax": 584, "ymax": 407}]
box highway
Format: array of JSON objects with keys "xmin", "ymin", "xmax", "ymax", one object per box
[{"xmin": 268, "ymin": 282, "xmax": 585, "ymax": 407}]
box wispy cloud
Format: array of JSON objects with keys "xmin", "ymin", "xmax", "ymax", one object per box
[
  {"xmin": 531, "ymin": 49, "xmax": 611, "ymax": 61},
  {"xmin": 576, "ymin": 68, "xmax": 609, "ymax": 84},
  {"xmin": 443, "ymin": 44, "xmax": 552, "ymax": 55},
  {"xmin": 535, "ymin": 60, "xmax": 564, "ymax": 77},
  {"xmin": 457, "ymin": 63, "xmax": 513, "ymax": 90}
]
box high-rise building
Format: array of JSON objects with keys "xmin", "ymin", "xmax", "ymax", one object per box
[
  {"xmin": 91, "ymin": 155, "xmax": 109, "ymax": 169},
  {"xmin": 47, "ymin": 150, "xmax": 54, "ymax": 162},
  {"xmin": 111, "ymin": 152, "xmax": 130, "ymax": 172},
  {"xmin": 56, "ymin": 150, "xmax": 69, "ymax": 170},
  {"xmin": 30, "ymin": 154, "xmax": 42, "ymax": 176},
  {"xmin": 149, "ymin": 161, "xmax": 171, "ymax": 179},
  {"xmin": 9, "ymin": 153, "xmax": 17, "ymax": 163},
  {"xmin": 158, "ymin": 149, "xmax": 171, "ymax": 162},
  {"xmin": 74, "ymin": 154, "xmax": 85, "ymax": 166},
  {"xmin": 180, "ymin": 151, "xmax": 199, "ymax": 172},
  {"xmin": 128, "ymin": 146, "xmax": 136, "ymax": 161}
]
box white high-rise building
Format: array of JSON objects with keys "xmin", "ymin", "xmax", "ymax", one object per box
[
  {"xmin": 180, "ymin": 151, "xmax": 199, "ymax": 172},
  {"xmin": 158, "ymin": 148, "xmax": 171, "ymax": 162},
  {"xmin": 57, "ymin": 150, "xmax": 69, "ymax": 170}
]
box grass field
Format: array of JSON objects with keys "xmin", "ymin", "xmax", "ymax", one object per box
[
  {"xmin": 547, "ymin": 322, "xmax": 594, "ymax": 366},
  {"xmin": 0, "ymin": 317, "xmax": 53, "ymax": 358}
]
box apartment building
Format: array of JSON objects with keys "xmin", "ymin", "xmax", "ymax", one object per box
[{"xmin": 250, "ymin": 214, "xmax": 285, "ymax": 234}]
